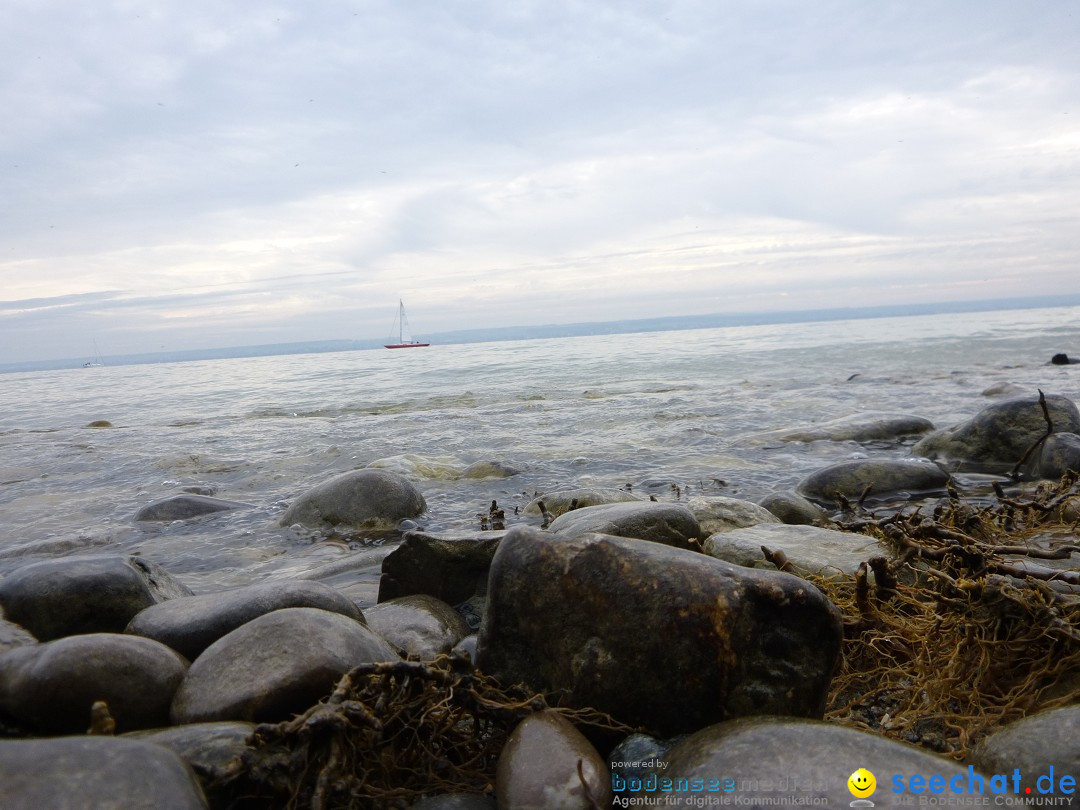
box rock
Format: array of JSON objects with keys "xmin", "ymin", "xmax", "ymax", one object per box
[
  {"xmin": 642, "ymin": 717, "xmax": 970, "ymax": 807},
  {"xmin": 495, "ymin": 710, "xmax": 611, "ymax": 810},
  {"xmin": 982, "ymin": 382, "xmax": 1029, "ymax": 397},
  {"xmin": 684, "ymin": 495, "xmax": 780, "ymax": 534},
  {"xmin": 85, "ymin": 419, "xmax": 113, "ymax": 428},
  {"xmin": 547, "ymin": 501, "xmax": 702, "ymax": 548},
  {"xmin": 126, "ymin": 579, "xmax": 365, "ymax": 660},
  {"xmin": 125, "ymin": 721, "xmax": 256, "ymax": 786},
  {"xmin": 757, "ymin": 491, "xmax": 832, "ymax": 525},
  {"xmin": 0, "ymin": 633, "xmax": 188, "ymax": 733},
  {"xmin": 462, "ymin": 460, "xmax": 522, "ymax": 479},
  {"xmin": 280, "ymin": 469, "xmax": 427, "ymax": 530},
  {"xmin": 134, "ymin": 494, "xmax": 252, "ymax": 522},
  {"xmin": 704, "ymin": 523, "xmax": 889, "ymax": 578},
  {"xmin": 913, "ymin": 393, "xmax": 1080, "ymax": 473},
  {"xmin": 0, "ymin": 555, "xmax": 192, "ymax": 641},
  {"xmin": 609, "ymin": 732, "xmax": 681, "ymax": 787},
  {"xmin": 378, "ymin": 530, "xmax": 504, "ymax": 605},
  {"xmin": 452, "ymin": 634, "xmax": 477, "ymax": 663},
  {"xmin": 524, "ymin": 487, "xmax": 643, "ymax": 517},
  {"xmin": 0, "ymin": 607, "xmax": 36, "ymax": 654},
  {"xmin": 1051, "ymin": 353, "xmax": 1079, "ymax": 365},
  {"xmin": 755, "ymin": 412, "xmax": 935, "ymax": 443},
  {"xmin": 171, "ymin": 607, "xmax": 397, "ymax": 724},
  {"xmin": 970, "ymin": 706, "xmax": 1080, "ymax": 799},
  {"xmin": 1038, "ymin": 432, "xmax": 1080, "ymax": 479},
  {"xmin": 363, "ymin": 594, "xmax": 468, "ymax": 659},
  {"xmin": 796, "ymin": 458, "xmax": 950, "ymax": 506},
  {"xmin": 476, "ymin": 527, "xmax": 842, "ymax": 736},
  {"xmin": 366, "ymin": 454, "xmax": 462, "ymax": 480},
  {"xmin": 0, "ymin": 736, "xmax": 209, "ymax": 809}
]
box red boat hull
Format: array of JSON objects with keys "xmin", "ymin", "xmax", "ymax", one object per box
[{"xmin": 384, "ymin": 343, "xmax": 430, "ymax": 349}]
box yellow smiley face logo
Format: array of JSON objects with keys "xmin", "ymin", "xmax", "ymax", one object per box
[{"xmin": 848, "ymin": 768, "xmax": 876, "ymax": 798}]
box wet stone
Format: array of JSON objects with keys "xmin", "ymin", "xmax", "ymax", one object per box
[
  {"xmin": 364, "ymin": 594, "xmax": 468, "ymax": 659},
  {"xmin": 280, "ymin": 469, "xmax": 427, "ymax": 531},
  {"xmin": 126, "ymin": 579, "xmax": 364, "ymax": 660},
  {"xmin": 134, "ymin": 494, "xmax": 251, "ymax": 522},
  {"xmin": 546, "ymin": 501, "xmax": 702, "ymax": 548},
  {"xmin": 0, "ymin": 555, "xmax": 191, "ymax": 641}
]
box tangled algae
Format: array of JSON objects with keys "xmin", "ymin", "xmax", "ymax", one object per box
[
  {"xmin": 218, "ymin": 656, "xmax": 628, "ymax": 809},
  {"xmin": 795, "ymin": 472, "xmax": 1080, "ymax": 758}
]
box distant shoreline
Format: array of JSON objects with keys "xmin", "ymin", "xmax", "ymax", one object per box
[{"xmin": 5, "ymin": 293, "xmax": 1080, "ymax": 374}]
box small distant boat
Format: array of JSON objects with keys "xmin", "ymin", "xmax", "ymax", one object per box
[
  {"xmin": 384, "ymin": 300, "xmax": 430, "ymax": 349},
  {"xmin": 83, "ymin": 340, "xmax": 105, "ymax": 367}
]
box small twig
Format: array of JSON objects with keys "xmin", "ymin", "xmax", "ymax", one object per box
[{"xmin": 1010, "ymin": 389, "xmax": 1054, "ymax": 481}]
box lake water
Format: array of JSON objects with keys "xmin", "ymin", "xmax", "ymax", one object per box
[{"xmin": 2, "ymin": 306, "xmax": 1079, "ymax": 597}]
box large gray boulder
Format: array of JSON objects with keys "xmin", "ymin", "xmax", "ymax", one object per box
[
  {"xmin": 913, "ymin": 393, "xmax": 1080, "ymax": 473},
  {"xmin": 0, "ymin": 736, "xmax": 209, "ymax": 810},
  {"xmin": 0, "ymin": 633, "xmax": 188, "ymax": 734},
  {"xmin": 280, "ymin": 469, "xmax": 426, "ymax": 530},
  {"xmin": 495, "ymin": 710, "xmax": 611, "ymax": 810},
  {"xmin": 704, "ymin": 523, "xmax": 889, "ymax": 578},
  {"xmin": 134, "ymin": 494, "xmax": 251, "ymax": 522},
  {"xmin": 378, "ymin": 530, "xmax": 504, "ymax": 605},
  {"xmin": 476, "ymin": 527, "xmax": 841, "ymax": 736},
  {"xmin": 639, "ymin": 717, "xmax": 970, "ymax": 807},
  {"xmin": 126, "ymin": 579, "xmax": 364, "ymax": 660},
  {"xmin": 547, "ymin": 501, "xmax": 702, "ymax": 548},
  {"xmin": 970, "ymin": 706, "xmax": 1080, "ymax": 799},
  {"xmin": 363, "ymin": 594, "xmax": 468, "ymax": 659},
  {"xmin": 0, "ymin": 555, "xmax": 191, "ymax": 641},
  {"xmin": 171, "ymin": 607, "xmax": 397, "ymax": 724},
  {"xmin": 685, "ymin": 495, "xmax": 780, "ymax": 534},
  {"xmin": 796, "ymin": 458, "xmax": 949, "ymax": 506}
]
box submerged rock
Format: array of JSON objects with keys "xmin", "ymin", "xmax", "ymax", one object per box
[
  {"xmin": 495, "ymin": 710, "xmax": 611, "ymax": 810},
  {"xmin": 378, "ymin": 530, "xmax": 504, "ymax": 605},
  {"xmin": 363, "ymin": 594, "xmax": 468, "ymax": 659},
  {"xmin": 913, "ymin": 393, "xmax": 1080, "ymax": 473},
  {"xmin": 171, "ymin": 607, "xmax": 397, "ymax": 724},
  {"xmin": 0, "ymin": 633, "xmax": 188, "ymax": 734},
  {"xmin": 757, "ymin": 491, "xmax": 832, "ymax": 526},
  {"xmin": 547, "ymin": 501, "xmax": 702, "ymax": 548},
  {"xmin": 0, "ymin": 736, "xmax": 209, "ymax": 809},
  {"xmin": 126, "ymin": 579, "xmax": 365, "ymax": 660},
  {"xmin": 704, "ymin": 523, "xmax": 889, "ymax": 578},
  {"xmin": 0, "ymin": 555, "xmax": 192, "ymax": 641},
  {"xmin": 649, "ymin": 717, "xmax": 969, "ymax": 807},
  {"xmin": 134, "ymin": 494, "xmax": 251, "ymax": 522},
  {"xmin": 280, "ymin": 469, "xmax": 427, "ymax": 530},
  {"xmin": 796, "ymin": 458, "xmax": 949, "ymax": 506},
  {"xmin": 476, "ymin": 526, "xmax": 841, "ymax": 736},
  {"xmin": 684, "ymin": 495, "xmax": 780, "ymax": 534},
  {"xmin": 462, "ymin": 460, "xmax": 522, "ymax": 479},
  {"xmin": 755, "ymin": 412, "xmax": 935, "ymax": 443}
]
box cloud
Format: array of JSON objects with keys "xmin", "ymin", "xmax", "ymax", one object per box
[{"xmin": 1, "ymin": 0, "xmax": 1079, "ymax": 362}]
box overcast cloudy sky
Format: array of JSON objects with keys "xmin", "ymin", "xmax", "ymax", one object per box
[{"xmin": 2, "ymin": 1, "xmax": 1078, "ymax": 363}]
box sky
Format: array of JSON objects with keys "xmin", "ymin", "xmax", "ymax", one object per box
[{"xmin": 2, "ymin": 0, "xmax": 1079, "ymax": 363}]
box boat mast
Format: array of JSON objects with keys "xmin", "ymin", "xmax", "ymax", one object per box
[{"xmin": 399, "ymin": 300, "xmax": 405, "ymax": 343}]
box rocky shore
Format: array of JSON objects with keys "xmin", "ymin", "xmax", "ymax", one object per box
[{"xmin": 2, "ymin": 391, "xmax": 1080, "ymax": 808}]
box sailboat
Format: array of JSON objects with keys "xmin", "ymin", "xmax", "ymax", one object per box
[
  {"xmin": 83, "ymin": 339, "xmax": 105, "ymax": 367},
  {"xmin": 384, "ymin": 300, "xmax": 430, "ymax": 349}
]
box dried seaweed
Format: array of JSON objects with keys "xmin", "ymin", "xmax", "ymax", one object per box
[
  {"xmin": 221, "ymin": 654, "xmax": 630, "ymax": 809},
  {"xmin": 791, "ymin": 472, "xmax": 1080, "ymax": 758}
]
